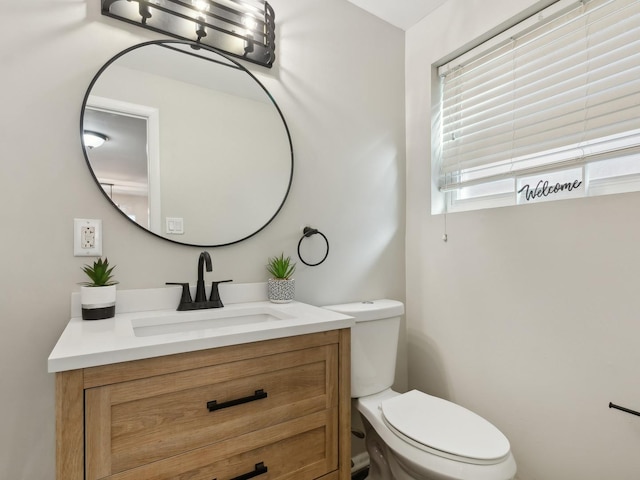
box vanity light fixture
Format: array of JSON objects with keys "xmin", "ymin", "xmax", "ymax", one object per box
[
  {"xmin": 192, "ymin": 0, "xmax": 210, "ymax": 40},
  {"xmin": 101, "ymin": 0, "xmax": 276, "ymax": 68},
  {"xmin": 83, "ymin": 131, "xmax": 108, "ymax": 149},
  {"xmin": 242, "ymin": 14, "xmax": 256, "ymax": 54}
]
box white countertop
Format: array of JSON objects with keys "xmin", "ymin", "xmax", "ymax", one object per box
[{"xmin": 48, "ymin": 284, "xmax": 354, "ymax": 373}]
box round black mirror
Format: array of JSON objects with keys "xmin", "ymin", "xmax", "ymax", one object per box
[{"xmin": 81, "ymin": 40, "xmax": 293, "ymax": 247}]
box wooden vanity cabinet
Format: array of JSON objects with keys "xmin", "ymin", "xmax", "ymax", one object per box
[{"xmin": 56, "ymin": 329, "xmax": 351, "ymax": 480}]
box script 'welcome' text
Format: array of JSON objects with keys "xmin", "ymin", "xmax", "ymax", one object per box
[{"xmin": 518, "ymin": 179, "xmax": 582, "ymax": 202}]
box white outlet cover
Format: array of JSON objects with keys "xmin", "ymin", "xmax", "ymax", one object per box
[{"xmin": 74, "ymin": 218, "xmax": 103, "ymax": 256}]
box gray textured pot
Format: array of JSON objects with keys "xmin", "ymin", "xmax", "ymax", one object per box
[{"xmin": 267, "ymin": 278, "xmax": 295, "ymax": 303}]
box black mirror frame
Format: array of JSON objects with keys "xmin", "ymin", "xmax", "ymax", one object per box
[{"xmin": 80, "ymin": 39, "xmax": 293, "ymax": 247}]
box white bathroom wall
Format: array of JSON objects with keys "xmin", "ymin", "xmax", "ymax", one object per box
[
  {"xmin": 0, "ymin": 1, "xmax": 405, "ymax": 478},
  {"xmin": 406, "ymin": 1, "xmax": 640, "ymax": 479}
]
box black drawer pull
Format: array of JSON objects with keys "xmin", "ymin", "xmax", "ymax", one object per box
[
  {"xmin": 229, "ymin": 462, "xmax": 268, "ymax": 480},
  {"xmin": 207, "ymin": 389, "xmax": 268, "ymax": 412}
]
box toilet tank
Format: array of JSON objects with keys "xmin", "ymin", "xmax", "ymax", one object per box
[{"xmin": 323, "ymin": 300, "xmax": 404, "ymax": 398}]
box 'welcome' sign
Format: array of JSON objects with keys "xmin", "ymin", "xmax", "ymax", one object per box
[{"xmin": 518, "ymin": 179, "xmax": 583, "ymax": 202}]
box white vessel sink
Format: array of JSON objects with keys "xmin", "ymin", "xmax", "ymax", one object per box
[{"xmin": 131, "ymin": 306, "xmax": 293, "ymax": 337}]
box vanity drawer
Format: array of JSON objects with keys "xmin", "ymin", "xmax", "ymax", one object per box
[
  {"xmin": 86, "ymin": 345, "xmax": 338, "ymax": 478},
  {"xmin": 101, "ymin": 408, "xmax": 338, "ymax": 480}
]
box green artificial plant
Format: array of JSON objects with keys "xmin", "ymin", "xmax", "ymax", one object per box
[
  {"xmin": 81, "ymin": 257, "xmax": 118, "ymax": 287},
  {"xmin": 266, "ymin": 253, "xmax": 296, "ymax": 280}
]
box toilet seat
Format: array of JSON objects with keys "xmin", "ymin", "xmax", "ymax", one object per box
[{"xmin": 381, "ymin": 390, "xmax": 511, "ymax": 465}]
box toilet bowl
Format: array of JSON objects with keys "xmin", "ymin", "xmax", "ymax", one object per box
[
  {"xmin": 323, "ymin": 300, "xmax": 516, "ymax": 480},
  {"xmin": 358, "ymin": 389, "xmax": 516, "ymax": 480}
]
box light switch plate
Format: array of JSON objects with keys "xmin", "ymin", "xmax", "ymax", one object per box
[
  {"xmin": 74, "ymin": 218, "xmax": 103, "ymax": 256},
  {"xmin": 166, "ymin": 217, "xmax": 184, "ymax": 235}
]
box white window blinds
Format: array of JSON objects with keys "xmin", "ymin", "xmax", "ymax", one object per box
[{"xmin": 438, "ymin": 0, "xmax": 640, "ymax": 191}]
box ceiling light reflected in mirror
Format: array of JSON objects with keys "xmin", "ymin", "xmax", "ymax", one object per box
[{"xmin": 83, "ymin": 131, "xmax": 108, "ymax": 149}]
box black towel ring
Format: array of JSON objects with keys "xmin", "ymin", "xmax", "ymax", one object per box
[{"xmin": 297, "ymin": 227, "xmax": 330, "ymax": 267}]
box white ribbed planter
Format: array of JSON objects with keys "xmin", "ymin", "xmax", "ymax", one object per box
[
  {"xmin": 267, "ymin": 278, "xmax": 295, "ymax": 303},
  {"xmin": 80, "ymin": 285, "xmax": 116, "ymax": 320}
]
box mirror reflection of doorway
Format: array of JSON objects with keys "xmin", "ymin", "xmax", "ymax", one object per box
[{"xmin": 83, "ymin": 97, "xmax": 161, "ymax": 232}]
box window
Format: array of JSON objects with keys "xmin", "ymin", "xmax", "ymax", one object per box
[{"xmin": 433, "ymin": 0, "xmax": 640, "ymax": 213}]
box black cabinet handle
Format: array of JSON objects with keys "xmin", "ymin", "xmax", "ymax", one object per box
[
  {"xmin": 207, "ymin": 389, "xmax": 268, "ymax": 412},
  {"xmin": 229, "ymin": 462, "xmax": 268, "ymax": 480}
]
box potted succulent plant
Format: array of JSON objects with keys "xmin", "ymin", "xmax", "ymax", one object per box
[
  {"xmin": 266, "ymin": 253, "xmax": 296, "ymax": 303},
  {"xmin": 79, "ymin": 257, "xmax": 118, "ymax": 320}
]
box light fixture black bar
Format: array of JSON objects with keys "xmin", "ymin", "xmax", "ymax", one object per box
[
  {"xmin": 101, "ymin": 0, "xmax": 275, "ymax": 68},
  {"xmin": 166, "ymin": 0, "xmax": 267, "ymax": 38},
  {"xmin": 176, "ymin": 0, "xmax": 268, "ymax": 28},
  {"xmin": 141, "ymin": 1, "xmax": 261, "ymax": 45},
  {"xmin": 128, "ymin": 0, "xmax": 266, "ymax": 45}
]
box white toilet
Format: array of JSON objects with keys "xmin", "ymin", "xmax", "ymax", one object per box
[{"xmin": 323, "ymin": 300, "xmax": 517, "ymax": 480}]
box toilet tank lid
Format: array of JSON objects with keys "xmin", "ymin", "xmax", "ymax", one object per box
[{"xmin": 323, "ymin": 299, "xmax": 404, "ymax": 322}]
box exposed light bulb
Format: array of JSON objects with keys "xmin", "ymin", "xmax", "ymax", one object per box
[
  {"xmin": 192, "ymin": 0, "xmax": 209, "ymax": 12},
  {"xmin": 195, "ymin": 16, "xmax": 207, "ymax": 40},
  {"xmin": 192, "ymin": 0, "xmax": 209, "ymax": 40},
  {"xmin": 243, "ymin": 15, "xmax": 257, "ymax": 31}
]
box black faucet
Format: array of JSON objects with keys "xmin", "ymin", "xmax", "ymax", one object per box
[
  {"xmin": 166, "ymin": 251, "xmax": 232, "ymax": 311},
  {"xmin": 195, "ymin": 251, "xmax": 212, "ymax": 303}
]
